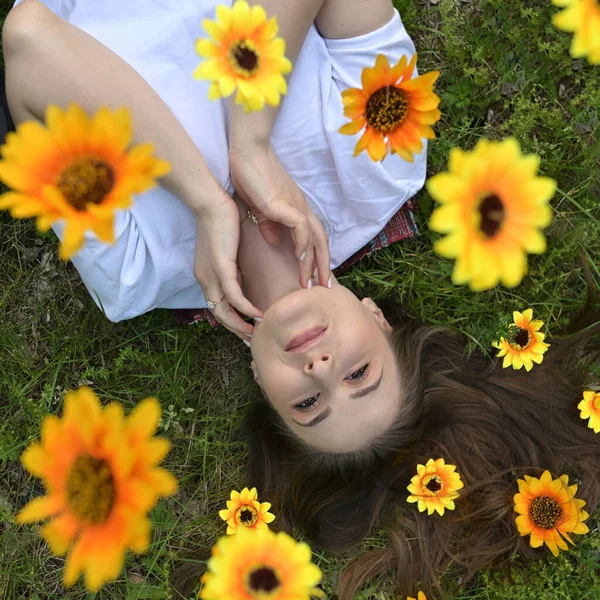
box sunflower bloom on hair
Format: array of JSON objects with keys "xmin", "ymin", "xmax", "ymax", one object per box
[
  {"xmin": 199, "ymin": 526, "xmax": 323, "ymax": 600},
  {"xmin": 194, "ymin": 0, "xmax": 292, "ymax": 112},
  {"xmin": 339, "ymin": 53, "xmax": 440, "ymax": 163},
  {"xmin": 428, "ymin": 138, "xmax": 555, "ymax": 291},
  {"xmin": 0, "ymin": 104, "xmax": 170, "ymax": 260},
  {"xmin": 552, "ymin": 0, "xmax": 600, "ymax": 64},
  {"xmin": 492, "ymin": 309, "xmax": 550, "ymax": 372},
  {"xmin": 578, "ymin": 390, "xmax": 600, "ymax": 433},
  {"xmin": 407, "ymin": 457, "xmax": 464, "ymax": 516},
  {"xmin": 219, "ymin": 486, "xmax": 275, "ymax": 534},
  {"xmin": 16, "ymin": 387, "xmax": 177, "ymax": 592},
  {"xmin": 514, "ymin": 470, "xmax": 589, "ymax": 556}
]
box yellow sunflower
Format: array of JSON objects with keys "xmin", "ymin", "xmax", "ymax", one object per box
[
  {"xmin": 219, "ymin": 486, "xmax": 276, "ymax": 535},
  {"xmin": 428, "ymin": 138, "xmax": 556, "ymax": 291},
  {"xmin": 194, "ymin": 0, "xmax": 292, "ymax": 112},
  {"xmin": 407, "ymin": 458, "xmax": 464, "ymax": 516},
  {"xmin": 578, "ymin": 390, "xmax": 600, "ymax": 433},
  {"xmin": 514, "ymin": 470, "xmax": 589, "ymax": 556},
  {"xmin": 552, "ymin": 0, "xmax": 600, "ymax": 64},
  {"xmin": 0, "ymin": 104, "xmax": 170, "ymax": 260},
  {"xmin": 16, "ymin": 387, "xmax": 177, "ymax": 592},
  {"xmin": 199, "ymin": 526, "xmax": 323, "ymax": 600},
  {"xmin": 339, "ymin": 53, "xmax": 440, "ymax": 163},
  {"xmin": 408, "ymin": 593, "xmax": 428, "ymax": 600},
  {"xmin": 492, "ymin": 309, "xmax": 551, "ymax": 372}
]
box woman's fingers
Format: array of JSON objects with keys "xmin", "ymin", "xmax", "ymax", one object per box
[
  {"xmin": 309, "ymin": 214, "xmax": 331, "ymax": 288},
  {"xmin": 212, "ymin": 300, "xmax": 255, "ymax": 341},
  {"xmin": 216, "ymin": 261, "xmax": 263, "ymax": 320}
]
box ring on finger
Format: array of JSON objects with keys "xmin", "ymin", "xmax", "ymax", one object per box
[{"xmin": 206, "ymin": 294, "xmax": 226, "ymax": 311}]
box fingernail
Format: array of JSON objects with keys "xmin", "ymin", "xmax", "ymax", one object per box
[
  {"xmin": 328, "ymin": 276, "xmax": 332, "ymax": 289},
  {"xmin": 243, "ymin": 340, "xmax": 251, "ymax": 347},
  {"xmin": 245, "ymin": 333, "xmax": 253, "ymax": 339},
  {"xmin": 254, "ymin": 317, "xmax": 263, "ymax": 323},
  {"xmin": 307, "ymin": 279, "xmax": 313, "ymax": 289},
  {"xmin": 300, "ymin": 251, "xmax": 307, "ymax": 262}
]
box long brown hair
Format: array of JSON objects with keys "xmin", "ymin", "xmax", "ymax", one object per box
[{"xmin": 244, "ymin": 309, "xmax": 600, "ymax": 598}]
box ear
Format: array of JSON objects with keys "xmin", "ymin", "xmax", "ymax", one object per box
[{"xmin": 362, "ymin": 297, "xmax": 393, "ymax": 333}]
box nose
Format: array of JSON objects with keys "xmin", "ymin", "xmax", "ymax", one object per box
[{"xmin": 303, "ymin": 352, "xmax": 333, "ymax": 375}]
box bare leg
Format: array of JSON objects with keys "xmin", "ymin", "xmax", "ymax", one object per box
[
  {"xmin": 2, "ymin": 0, "xmax": 227, "ymax": 210},
  {"xmin": 316, "ymin": 0, "xmax": 395, "ymax": 40}
]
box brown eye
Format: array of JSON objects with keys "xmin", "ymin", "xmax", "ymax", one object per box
[
  {"xmin": 294, "ymin": 394, "xmax": 320, "ymax": 412},
  {"xmin": 346, "ymin": 363, "xmax": 370, "ymax": 383}
]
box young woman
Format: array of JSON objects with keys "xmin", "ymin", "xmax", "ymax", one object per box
[{"xmin": 5, "ymin": 2, "xmax": 599, "ymax": 599}]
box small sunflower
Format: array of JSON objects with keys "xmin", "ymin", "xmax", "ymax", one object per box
[
  {"xmin": 578, "ymin": 390, "xmax": 600, "ymax": 433},
  {"xmin": 408, "ymin": 593, "xmax": 428, "ymax": 600},
  {"xmin": 514, "ymin": 470, "xmax": 589, "ymax": 556},
  {"xmin": 16, "ymin": 387, "xmax": 177, "ymax": 592},
  {"xmin": 339, "ymin": 53, "xmax": 440, "ymax": 163},
  {"xmin": 0, "ymin": 105, "xmax": 170, "ymax": 260},
  {"xmin": 428, "ymin": 138, "xmax": 555, "ymax": 291},
  {"xmin": 407, "ymin": 458, "xmax": 464, "ymax": 516},
  {"xmin": 219, "ymin": 487, "xmax": 276, "ymax": 534},
  {"xmin": 552, "ymin": 0, "xmax": 600, "ymax": 64},
  {"xmin": 492, "ymin": 309, "xmax": 550, "ymax": 372},
  {"xmin": 194, "ymin": 0, "xmax": 292, "ymax": 112},
  {"xmin": 199, "ymin": 526, "xmax": 323, "ymax": 600}
]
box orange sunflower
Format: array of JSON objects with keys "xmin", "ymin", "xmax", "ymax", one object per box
[
  {"xmin": 492, "ymin": 309, "xmax": 550, "ymax": 371},
  {"xmin": 408, "ymin": 593, "xmax": 428, "ymax": 600},
  {"xmin": 407, "ymin": 458, "xmax": 464, "ymax": 516},
  {"xmin": 428, "ymin": 138, "xmax": 555, "ymax": 291},
  {"xmin": 16, "ymin": 387, "xmax": 177, "ymax": 592},
  {"xmin": 339, "ymin": 53, "xmax": 440, "ymax": 163},
  {"xmin": 219, "ymin": 486, "xmax": 276, "ymax": 534},
  {"xmin": 200, "ymin": 526, "xmax": 323, "ymax": 600},
  {"xmin": 552, "ymin": 0, "xmax": 600, "ymax": 64},
  {"xmin": 514, "ymin": 470, "xmax": 589, "ymax": 556},
  {"xmin": 0, "ymin": 104, "xmax": 170, "ymax": 260},
  {"xmin": 578, "ymin": 390, "xmax": 600, "ymax": 433},
  {"xmin": 194, "ymin": 0, "xmax": 292, "ymax": 112}
]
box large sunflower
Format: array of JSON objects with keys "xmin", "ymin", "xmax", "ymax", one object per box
[
  {"xmin": 200, "ymin": 527, "xmax": 323, "ymax": 600},
  {"xmin": 492, "ymin": 309, "xmax": 550, "ymax": 371},
  {"xmin": 407, "ymin": 458, "xmax": 464, "ymax": 516},
  {"xmin": 219, "ymin": 487, "xmax": 276, "ymax": 535},
  {"xmin": 0, "ymin": 104, "xmax": 170, "ymax": 260},
  {"xmin": 578, "ymin": 390, "xmax": 600, "ymax": 433},
  {"xmin": 16, "ymin": 387, "xmax": 177, "ymax": 592},
  {"xmin": 194, "ymin": 0, "xmax": 292, "ymax": 112},
  {"xmin": 428, "ymin": 138, "xmax": 555, "ymax": 291},
  {"xmin": 552, "ymin": 0, "xmax": 600, "ymax": 64},
  {"xmin": 514, "ymin": 470, "xmax": 589, "ymax": 556},
  {"xmin": 339, "ymin": 53, "xmax": 440, "ymax": 162}
]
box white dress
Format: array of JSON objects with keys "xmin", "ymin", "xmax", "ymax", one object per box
[{"xmin": 15, "ymin": 0, "xmax": 427, "ymax": 321}]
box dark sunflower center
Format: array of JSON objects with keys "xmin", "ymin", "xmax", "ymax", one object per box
[
  {"xmin": 57, "ymin": 158, "xmax": 115, "ymax": 211},
  {"xmin": 365, "ymin": 86, "xmax": 409, "ymax": 134},
  {"xmin": 513, "ymin": 327, "xmax": 531, "ymax": 349},
  {"xmin": 66, "ymin": 454, "xmax": 115, "ymax": 524},
  {"xmin": 478, "ymin": 194, "xmax": 505, "ymax": 238},
  {"xmin": 529, "ymin": 496, "xmax": 563, "ymax": 530},
  {"xmin": 236, "ymin": 505, "xmax": 258, "ymax": 527},
  {"xmin": 425, "ymin": 475, "xmax": 443, "ymax": 493},
  {"xmin": 248, "ymin": 566, "xmax": 281, "ymax": 595},
  {"xmin": 230, "ymin": 40, "xmax": 260, "ymax": 76}
]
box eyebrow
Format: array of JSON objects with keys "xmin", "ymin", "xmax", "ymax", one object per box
[{"xmin": 292, "ymin": 369, "xmax": 384, "ymax": 428}]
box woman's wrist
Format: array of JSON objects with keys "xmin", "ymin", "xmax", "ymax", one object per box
[
  {"xmin": 229, "ymin": 101, "xmax": 277, "ymax": 152},
  {"xmin": 178, "ymin": 174, "xmax": 233, "ymax": 219}
]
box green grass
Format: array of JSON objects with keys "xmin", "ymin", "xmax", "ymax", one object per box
[{"xmin": 1, "ymin": 0, "xmax": 599, "ymax": 598}]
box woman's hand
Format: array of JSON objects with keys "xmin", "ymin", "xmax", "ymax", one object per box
[
  {"xmin": 192, "ymin": 190, "xmax": 261, "ymax": 340},
  {"xmin": 230, "ymin": 144, "xmax": 331, "ymax": 288}
]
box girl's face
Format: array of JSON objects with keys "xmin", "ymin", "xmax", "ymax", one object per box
[{"xmin": 250, "ymin": 281, "xmax": 401, "ymax": 452}]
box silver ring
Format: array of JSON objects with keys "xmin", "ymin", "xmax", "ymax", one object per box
[{"xmin": 206, "ymin": 294, "xmax": 225, "ymax": 311}]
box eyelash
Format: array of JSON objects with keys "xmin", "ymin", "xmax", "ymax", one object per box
[{"xmin": 293, "ymin": 363, "xmax": 371, "ymax": 412}]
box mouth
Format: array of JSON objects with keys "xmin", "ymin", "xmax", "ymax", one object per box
[{"xmin": 286, "ymin": 326, "xmax": 327, "ymax": 353}]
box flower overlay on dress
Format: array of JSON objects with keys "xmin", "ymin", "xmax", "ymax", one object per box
[
  {"xmin": 407, "ymin": 457, "xmax": 464, "ymax": 516},
  {"xmin": 492, "ymin": 308, "xmax": 550, "ymax": 371},
  {"xmin": 552, "ymin": 0, "xmax": 600, "ymax": 64},
  {"xmin": 219, "ymin": 486, "xmax": 276, "ymax": 534},
  {"xmin": 428, "ymin": 137, "xmax": 555, "ymax": 291},
  {"xmin": 16, "ymin": 387, "xmax": 177, "ymax": 591},
  {"xmin": 194, "ymin": 0, "xmax": 292, "ymax": 112},
  {"xmin": 0, "ymin": 104, "xmax": 170, "ymax": 260},
  {"xmin": 199, "ymin": 526, "xmax": 323, "ymax": 600},
  {"xmin": 578, "ymin": 390, "xmax": 600, "ymax": 433},
  {"xmin": 339, "ymin": 53, "xmax": 440, "ymax": 162},
  {"xmin": 514, "ymin": 470, "xmax": 589, "ymax": 556}
]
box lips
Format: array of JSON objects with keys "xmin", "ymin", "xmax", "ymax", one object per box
[{"xmin": 285, "ymin": 326, "xmax": 326, "ymax": 353}]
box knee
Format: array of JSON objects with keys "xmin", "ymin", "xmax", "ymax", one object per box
[{"xmin": 2, "ymin": 0, "xmax": 53, "ymax": 58}]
